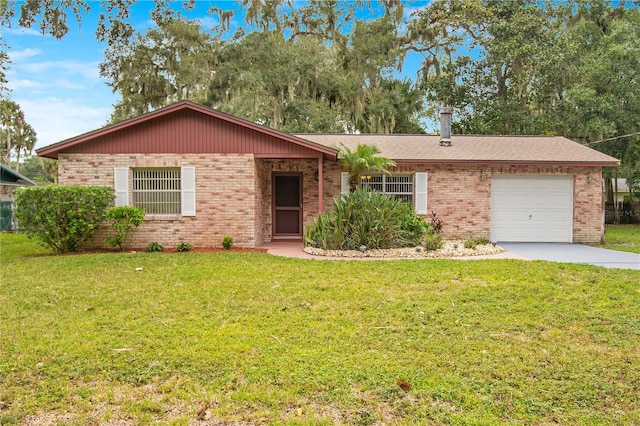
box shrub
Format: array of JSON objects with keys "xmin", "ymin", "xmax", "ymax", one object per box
[
  {"xmin": 222, "ymin": 235, "xmax": 233, "ymax": 250},
  {"xmin": 146, "ymin": 242, "xmax": 163, "ymax": 252},
  {"xmin": 429, "ymin": 211, "xmax": 444, "ymax": 234},
  {"xmin": 305, "ymin": 188, "xmax": 427, "ymax": 250},
  {"xmin": 13, "ymin": 185, "xmax": 113, "ymax": 253},
  {"xmin": 423, "ymin": 233, "xmax": 444, "ymax": 251},
  {"xmin": 105, "ymin": 206, "xmax": 144, "ymax": 250},
  {"xmin": 464, "ymin": 236, "xmax": 491, "ymax": 249},
  {"xmin": 176, "ymin": 242, "xmax": 193, "ymax": 252}
]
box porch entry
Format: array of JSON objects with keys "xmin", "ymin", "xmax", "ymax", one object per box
[{"xmin": 272, "ymin": 172, "xmax": 303, "ymax": 239}]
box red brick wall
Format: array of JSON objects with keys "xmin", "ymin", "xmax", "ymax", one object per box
[
  {"xmin": 58, "ymin": 153, "xmax": 605, "ymax": 247},
  {"xmin": 59, "ymin": 153, "xmax": 259, "ymax": 248},
  {"xmin": 321, "ymin": 163, "xmax": 604, "ymax": 243}
]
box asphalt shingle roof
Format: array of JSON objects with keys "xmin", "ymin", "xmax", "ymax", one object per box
[{"xmin": 296, "ymin": 134, "xmax": 619, "ymax": 165}]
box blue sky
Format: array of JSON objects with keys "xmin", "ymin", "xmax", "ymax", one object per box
[{"xmin": 3, "ymin": 1, "xmax": 430, "ymax": 150}]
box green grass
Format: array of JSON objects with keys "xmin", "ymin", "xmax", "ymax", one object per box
[
  {"xmin": 603, "ymin": 224, "xmax": 640, "ymax": 253},
  {"xmin": 1, "ymin": 233, "xmax": 639, "ymax": 425}
]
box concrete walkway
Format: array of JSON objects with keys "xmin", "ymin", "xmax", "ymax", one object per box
[
  {"xmin": 499, "ymin": 242, "xmax": 640, "ymax": 270},
  {"xmin": 260, "ymin": 241, "xmax": 639, "ymax": 270}
]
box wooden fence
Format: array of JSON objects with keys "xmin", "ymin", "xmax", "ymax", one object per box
[{"xmin": 605, "ymin": 201, "xmax": 639, "ymax": 224}]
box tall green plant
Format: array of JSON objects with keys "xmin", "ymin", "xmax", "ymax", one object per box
[
  {"xmin": 305, "ymin": 188, "xmax": 427, "ymax": 250},
  {"xmin": 13, "ymin": 185, "xmax": 114, "ymax": 253},
  {"xmin": 105, "ymin": 206, "xmax": 144, "ymax": 250},
  {"xmin": 338, "ymin": 143, "xmax": 396, "ymax": 193}
]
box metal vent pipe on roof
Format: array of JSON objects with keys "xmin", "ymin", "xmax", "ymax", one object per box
[{"xmin": 439, "ymin": 106, "xmax": 453, "ymax": 147}]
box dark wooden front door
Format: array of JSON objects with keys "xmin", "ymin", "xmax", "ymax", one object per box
[{"xmin": 273, "ymin": 173, "xmax": 303, "ymax": 238}]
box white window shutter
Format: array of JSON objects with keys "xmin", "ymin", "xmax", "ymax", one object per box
[
  {"xmin": 181, "ymin": 166, "xmax": 196, "ymax": 216},
  {"xmin": 341, "ymin": 172, "xmax": 350, "ymax": 195},
  {"xmin": 113, "ymin": 167, "xmax": 129, "ymax": 206},
  {"xmin": 415, "ymin": 172, "xmax": 428, "ymax": 214}
]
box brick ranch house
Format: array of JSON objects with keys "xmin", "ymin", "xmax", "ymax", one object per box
[{"xmin": 37, "ymin": 101, "xmax": 618, "ymax": 248}]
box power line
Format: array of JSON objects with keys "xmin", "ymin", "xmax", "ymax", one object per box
[{"xmin": 586, "ymin": 132, "xmax": 640, "ymax": 146}]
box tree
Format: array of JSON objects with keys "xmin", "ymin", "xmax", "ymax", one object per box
[
  {"xmin": 0, "ymin": 99, "xmax": 37, "ymax": 169},
  {"xmin": 408, "ymin": 0, "xmax": 639, "ymax": 143},
  {"xmin": 408, "ymin": 0, "xmax": 566, "ymax": 135},
  {"xmin": 100, "ymin": 15, "xmax": 219, "ymax": 123},
  {"xmin": 98, "ymin": 1, "xmax": 425, "ymax": 134},
  {"xmin": 0, "ymin": 43, "xmax": 9, "ymax": 97},
  {"xmin": 20, "ymin": 154, "xmax": 57, "ymax": 183},
  {"xmin": 338, "ymin": 143, "xmax": 396, "ymax": 193}
]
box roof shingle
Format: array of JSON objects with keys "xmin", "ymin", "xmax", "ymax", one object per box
[{"xmin": 296, "ymin": 134, "xmax": 619, "ymax": 166}]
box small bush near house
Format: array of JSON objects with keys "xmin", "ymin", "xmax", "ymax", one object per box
[
  {"xmin": 105, "ymin": 206, "xmax": 145, "ymax": 250},
  {"xmin": 464, "ymin": 236, "xmax": 491, "ymax": 249},
  {"xmin": 429, "ymin": 211, "xmax": 444, "ymax": 234},
  {"xmin": 176, "ymin": 242, "xmax": 193, "ymax": 252},
  {"xmin": 423, "ymin": 233, "xmax": 444, "ymax": 251},
  {"xmin": 305, "ymin": 188, "xmax": 427, "ymax": 250},
  {"xmin": 13, "ymin": 185, "xmax": 113, "ymax": 253},
  {"xmin": 222, "ymin": 235, "xmax": 233, "ymax": 250},
  {"xmin": 146, "ymin": 242, "xmax": 163, "ymax": 252}
]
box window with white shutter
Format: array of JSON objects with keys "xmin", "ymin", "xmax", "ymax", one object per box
[
  {"xmin": 414, "ymin": 172, "xmax": 428, "ymax": 214},
  {"xmin": 116, "ymin": 166, "xmax": 196, "ymax": 216},
  {"xmin": 113, "ymin": 167, "xmax": 129, "ymax": 206},
  {"xmin": 131, "ymin": 168, "xmax": 182, "ymax": 215},
  {"xmin": 360, "ymin": 174, "xmax": 414, "ymax": 204}
]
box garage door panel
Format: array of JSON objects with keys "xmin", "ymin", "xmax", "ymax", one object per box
[
  {"xmin": 532, "ymin": 211, "xmax": 551, "ymax": 222},
  {"xmin": 549, "ymin": 194, "xmax": 571, "ymax": 204},
  {"xmin": 512, "ymin": 194, "xmax": 531, "ymax": 205},
  {"xmin": 550, "ymin": 210, "xmax": 572, "ymax": 222},
  {"xmin": 531, "ymin": 193, "xmax": 551, "ymax": 205},
  {"xmin": 491, "ymin": 176, "xmax": 573, "ymax": 242}
]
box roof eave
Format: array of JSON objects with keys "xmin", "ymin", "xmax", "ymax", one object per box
[{"xmin": 0, "ymin": 164, "xmax": 37, "ymax": 185}]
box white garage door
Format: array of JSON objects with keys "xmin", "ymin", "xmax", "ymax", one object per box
[{"xmin": 490, "ymin": 176, "xmax": 573, "ymax": 242}]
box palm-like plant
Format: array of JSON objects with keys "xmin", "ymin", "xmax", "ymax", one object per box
[{"xmin": 338, "ymin": 143, "xmax": 396, "ymax": 193}]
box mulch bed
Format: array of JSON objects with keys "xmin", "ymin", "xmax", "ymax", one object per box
[{"xmin": 28, "ymin": 247, "xmax": 268, "ymax": 257}]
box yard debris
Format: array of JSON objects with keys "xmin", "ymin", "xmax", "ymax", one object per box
[
  {"xmin": 396, "ymin": 379, "xmax": 412, "ymax": 392},
  {"xmin": 135, "ymin": 267, "xmax": 143, "ymax": 272},
  {"xmin": 196, "ymin": 404, "xmax": 208, "ymax": 420},
  {"xmin": 112, "ymin": 348, "xmax": 134, "ymax": 352}
]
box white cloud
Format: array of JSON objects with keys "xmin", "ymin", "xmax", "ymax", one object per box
[
  {"xmin": 7, "ymin": 79, "xmax": 42, "ymax": 89},
  {"xmin": 8, "ymin": 48, "xmax": 43, "ymax": 61},
  {"xmin": 52, "ymin": 79, "xmax": 86, "ymax": 90},
  {"xmin": 19, "ymin": 60, "xmax": 102, "ymax": 80},
  {"xmin": 16, "ymin": 97, "xmax": 114, "ymax": 149},
  {"xmin": 3, "ymin": 27, "xmax": 44, "ymax": 36}
]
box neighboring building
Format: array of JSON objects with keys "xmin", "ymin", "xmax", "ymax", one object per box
[
  {"xmin": 612, "ymin": 178, "xmax": 631, "ymax": 203},
  {"xmin": 36, "ymin": 101, "xmax": 619, "ymax": 247},
  {"xmin": 1, "ymin": 164, "xmax": 37, "ymax": 231}
]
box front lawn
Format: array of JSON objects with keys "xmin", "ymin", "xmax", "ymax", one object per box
[
  {"xmin": 1, "ymin": 234, "xmax": 639, "ymax": 425},
  {"xmin": 603, "ymin": 224, "xmax": 640, "ymax": 253}
]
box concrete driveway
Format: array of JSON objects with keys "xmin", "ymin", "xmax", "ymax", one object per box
[{"xmin": 499, "ymin": 243, "xmax": 640, "ymax": 270}]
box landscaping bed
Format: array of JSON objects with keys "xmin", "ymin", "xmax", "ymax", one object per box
[{"xmin": 304, "ymin": 240, "xmax": 504, "ymax": 258}]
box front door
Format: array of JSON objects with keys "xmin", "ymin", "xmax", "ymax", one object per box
[{"xmin": 273, "ymin": 173, "xmax": 303, "ymax": 239}]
